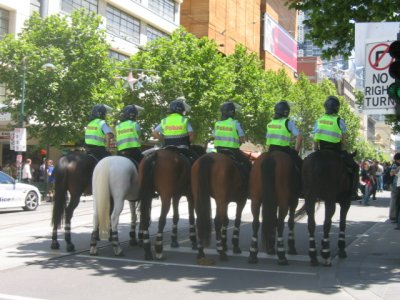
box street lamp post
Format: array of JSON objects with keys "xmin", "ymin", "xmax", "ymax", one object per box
[{"xmin": 16, "ymin": 59, "xmax": 27, "ymax": 182}]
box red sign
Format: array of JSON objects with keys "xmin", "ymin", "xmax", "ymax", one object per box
[{"xmin": 368, "ymin": 43, "xmax": 394, "ymax": 71}]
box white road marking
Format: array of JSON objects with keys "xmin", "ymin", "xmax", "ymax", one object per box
[
  {"xmin": 77, "ymin": 254, "xmax": 316, "ymax": 276},
  {"xmin": 0, "ymin": 294, "xmax": 46, "ymax": 300}
]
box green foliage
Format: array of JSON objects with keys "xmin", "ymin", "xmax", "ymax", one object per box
[
  {"xmin": 286, "ymin": 0, "xmax": 400, "ymax": 58},
  {"xmin": 0, "ymin": 10, "xmax": 112, "ymax": 148}
]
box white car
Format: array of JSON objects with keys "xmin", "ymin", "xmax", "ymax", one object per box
[{"xmin": 0, "ymin": 171, "xmax": 41, "ymax": 211}]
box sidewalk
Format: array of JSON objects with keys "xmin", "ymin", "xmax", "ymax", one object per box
[{"xmin": 335, "ymin": 190, "xmax": 400, "ymax": 299}]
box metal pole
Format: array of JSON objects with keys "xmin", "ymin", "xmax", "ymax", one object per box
[
  {"xmin": 39, "ymin": 0, "xmax": 49, "ymax": 18},
  {"xmin": 17, "ymin": 59, "xmax": 26, "ymax": 182}
]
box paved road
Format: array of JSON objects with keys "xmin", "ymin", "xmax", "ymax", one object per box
[{"xmin": 0, "ymin": 192, "xmax": 399, "ymax": 299}]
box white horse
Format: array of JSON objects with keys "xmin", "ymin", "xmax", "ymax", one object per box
[{"xmin": 89, "ymin": 156, "xmax": 140, "ymax": 256}]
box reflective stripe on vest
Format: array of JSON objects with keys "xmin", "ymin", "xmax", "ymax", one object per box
[
  {"xmin": 214, "ymin": 118, "xmax": 240, "ymax": 148},
  {"xmin": 161, "ymin": 113, "xmax": 189, "ymax": 146},
  {"xmin": 314, "ymin": 114, "xmax": 342, "ymax": 143},
  {"xmin": 116, "ymin": 120, "xmax": 140, "ymax": 150},
  {"xmin": 266, "ymin": 118, "xmax": 291, "ymax": 146},
  {"xmin": 85, "ymin": 119, "xmax": 106, "ymax": 146}
]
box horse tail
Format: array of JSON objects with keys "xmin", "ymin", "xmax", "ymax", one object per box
[
  {"xmin": 93, "ymin": 158, "xmax": 111, "ymax": 240},
  {"xmin": 261, "ymin": 155, "xmax": 277, "ymax": 244},
  {"xmin": 195, "ymin": 155, "xmax": 214, "ymax": 247},
  {"xmin": 51, "ymin": 157, "xmax": 69, "ymax": 228},
  {"xmin": 139, "ymin": 152, "xmax": 157, "ymax": 229}
]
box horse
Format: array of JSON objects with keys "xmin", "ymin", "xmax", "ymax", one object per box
[
  {"xmin": 139, "ymin": 145, "xmax": 206, "ymax": 260},
  {"xmin": 191, "ymin": 152, "xmax": 249, "ymax": 265},
  {"xmin": 302, "ymin": 150, "xmax": 357, "ymax": 266},
  {"xmin": 51, "ymin": 151, "xmax": 97, "ymax": 252},
  {"xmin": 247, "ymin": 151, "xmax": 300, "ymax": 265},
  {"xmin": 89, "ymin": 156, "xmax": 140, "ymax": 256}
]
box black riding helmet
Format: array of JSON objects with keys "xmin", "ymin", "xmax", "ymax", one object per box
[
  {"xmin": 324, "ymin": 96, "xmax": 340, "ymax": 114},
  {"xmin": 220, "ymin": 101, "xmax": 236, "ymax": 119},
  {"xmin": 169, "ymin": 99, "xmax": 185, "ymax": 114},
  {"xmin": 121, "ymin": 105, "xmax": 138, "ymax": 121},
  {"xmin": 91, "ymin": 104, "xmax": 107, "ymax": 120},
  {"xmin": 394, "ymin": 152, "xmax": 400, "ymax": 161},
  {"xmin": 274, "ymin": 100, "xmax": 290, "ymax": 119}
]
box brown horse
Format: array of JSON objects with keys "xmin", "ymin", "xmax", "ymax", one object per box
[
  {"xmin": 139, "ymin": 146, "xmax": 205, "ymax": 260},
  {"xmin": 192, "ymin": 152, "xmax": 249, "ymax": 265},
  {"xmin": 248, "ymin": 151, "xmax": 300, "ymax": 265},
  {"xmin": 51, "ymin": 151, "xmax": 97, "ymax": 252},
  {"xmin": 302, "ymin": 150, "xmax": 358, "ymax": 266}
]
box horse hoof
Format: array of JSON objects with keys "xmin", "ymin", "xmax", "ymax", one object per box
[
  {"xmin": 287, "ymin": 248, "xmax": 297, "ymax": 255},
  {"xmin": 233, "ymin": 246, "xmax": 242, "ymax": 254},
  {"xmin": 277, "ymin": 258, "xmax": 288, "ymax": 266},
  {"xmin": 248, "ymin": 255, "xmax": 258, "ymax": 264},
  {"xmin": 197, "ymin": 257, "xmax": 215, "ymax": 266},
  {"xmin": 155, "ymin": 253, "xmax": 164, "ymax": 260},
  {"xmin": 89, "ymin": 249, "xmax": 98, "ymax": 256},
  {"xmin": 129, "ymin": 239, "xmax": 138, "ymax": 247},
  {"xmin": 66, "ymin": 244, "xmax": 75, "ymax": 252},
  {"xmin": 114, "ymin": 250, "xmax": 124, "ymax": 257},
  {"xmin": 338, "ymin": 250, "xmax": 347, "ymax": 259},
  {"xmin": 170, "ymin": 241, "xmax": 179, "ymax": 248},
  {"xmin": 267, "ymin": 248, "xmax": 276, "ymax": 255},
  {"xmin": 50, "ymin": 241, "xmax": 60, "ymax": 250}
]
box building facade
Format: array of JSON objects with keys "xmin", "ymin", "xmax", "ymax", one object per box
[{"xmin": 0, "ymin": 0, "xmax": 182, "ymax": 167}]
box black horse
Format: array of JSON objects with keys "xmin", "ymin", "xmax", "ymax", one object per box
[
  {"xmin": 50, "ymin": 151, "xmax": 97, "ymax": 251},
  {"xmin": 302, "ymin": 150, "xmax": 358, "ymax": 266}
]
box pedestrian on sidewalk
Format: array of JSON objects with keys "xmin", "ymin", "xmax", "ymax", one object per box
[
  {"xmin": 389, "ymin": 153, "xmax": 400, "ymax": 221},
  {"xmin": 22, "ymin": 158, "xmax": 32, "ymax": 184},
  {"xmin": 360, "ymin": 160, "xmax": 373, "ymax": 206}
]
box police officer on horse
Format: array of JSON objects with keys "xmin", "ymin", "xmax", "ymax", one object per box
[
  {"xmin": 213, "ymin": 101, "xmax": 252, "ymax": 179},
  {"xmin": 84, "ymin": 104, "xmax": 114, "ymax": 161},
  {"xmin": 313, "ymin": 95, "xmax": 359, "ymax": 199},
  {"xmin": 152, "ymin": 97, "xmax": 198, "ymax": 162},
  {"xmin": 266, "ymin": 100, "xmax": 303, "ymax": 174},
  {"xmin": 115, "ymin": 104, "xmax": 144, "ymax": 164}
]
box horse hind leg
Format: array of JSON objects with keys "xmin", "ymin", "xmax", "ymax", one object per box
[
  {"xmin": 232, "ymin": 199, "xmax": 246, "ymax": 254},
  {"xmin": 215, "ymin": 209, "xmax": 229, "ymax": 261},
  {"xmin": 155, "ymin": 195, "xmax": 171, "ymax": 260},
  {"xmin": 306, "ymin": 198, "xmax": 319, "ymax": 266},
  {"xmin": 248, "ymin": 199, "xmax": 261, "ymax": 264},
  {"xmin": 110, "ymin": 201, "xmax": 125, "ymax": 257},
  {"xmin": 338, "ymin": 202, "xmax": 350, "ymax": 259},
  {"xmin": 129, "ymin": 201, "xmax": 139, "ymax": 246},
  {"xmin": 187, "ymin": 195, "xmax": 197, "ymax": 250},
  {"xmin": 64, "ymin": 193, "xmax": 81, "ymax": 252},
  {"xmin": 170, "ymin": 195, "xmax": 180, "ymax": 248},
  {"xmin": 276, "ymin": 207, "xmax": 289, "ymax": 265},
  {"xmin": 287, "ymin": 206, "xmax": 297, "ymax": 255},
  {"xmin": 320, "ymin": 200, "xmax": 336, "ymax": 266}
]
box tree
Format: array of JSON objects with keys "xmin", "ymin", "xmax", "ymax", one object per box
[
  {"xmin": 0, "ymin": 10, "xmax": 113, "ymax": 150},
  {"xmin": 286, "ymin": 0, "xmax": 400, "ymax": 58}
]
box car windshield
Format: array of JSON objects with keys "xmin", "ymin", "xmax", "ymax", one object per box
[{"xmin": 0, "ymin": 171, "xmax": 15, "ymax": 184}]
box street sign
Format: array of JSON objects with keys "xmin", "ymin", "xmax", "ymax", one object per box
[
  {"xmin": 13, "ymin": 128, "xmax": 26, "ymax": 152},
  {"xmin": 9, "ymin": 131, "xmax": 15, "ymax": 150},
  {"xmin": 363, "ymin": 41, "xmax": 396, "ymax": 114}
]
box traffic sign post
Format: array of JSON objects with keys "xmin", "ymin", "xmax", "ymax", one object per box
[{"xmin": 363, "ymin": 42, "xmax": 395, "ymax": 115}]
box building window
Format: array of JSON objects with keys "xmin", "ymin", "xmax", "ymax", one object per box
[
  {"xmin": 108, "ymin": 50, "xmax": 129, "ymax": 61},
  {"xmin": 146, "ymin": 25, "xmax": 167, "ymax": 42},
  {"xmin": 106, "ymin": 5, "xmax": 140, "ymax": 44},
  {"xmin": 0, "ymin": 8, "xmax": 9, "ymax": 40},
  {"xmin": 30, "ymin": 0, "xmax": 40, "ymax": 16},
  {"xmin": 61, "ymin": 0, "xmax": 98, "ymax": 14},
  {"xmin": 148, "ymin": 0, "xmax": 175, "ymax": 22}
]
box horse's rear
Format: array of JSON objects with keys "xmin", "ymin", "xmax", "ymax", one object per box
[
  {"xmin": 248, "ymin": 151, "xmax": 299, "ymax": 265},
  {"xmin": 192, "ymin": 152, "xmax": 248, "ymax": 264},
  {"xmin": 302, "ymin": 150, "xmax": 352, "ymax": 266},
  {"xmin": 90, "ymin": 156, "xmax": 139, "ymax": 256},
  {"xmin": 51, "ymin": 151, "xmax": 96, "ymax": 251},
  {"xmin": 139, "ymin": 148, "xmax": 193, "ymax": 260}
]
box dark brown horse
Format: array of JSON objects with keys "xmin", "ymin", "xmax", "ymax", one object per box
[
  {"xmin": 192, "ymin": 152, "xmax": 248, "ymax": 265},
  {"xmin": 50, "ymin": 151, "xmax": 97, "ymax": 251},
  {"xmin": 302, "ymin": 150, "xmax": 357, "ymax": 266},
  {"xmin": 139, "ymin": 146, "xmax": 205, "ymax": 260},
  {"xmin": 248, "ymin": 151, "xmax": 300, "ymax": 265}
]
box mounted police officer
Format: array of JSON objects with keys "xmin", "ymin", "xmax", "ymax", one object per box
[
  {"xmin": 313, "ymin": 95, "xmax": 359, "ymax": 198},
  {"xmin": 213, "ymin": 101, "xmax": 252, "ymax": 178},
  {"xmin": 84, "ymin": 104, "xmax": 114, "ymax": 161},
  {"xmin": 115, "ymin": 104, "xmax": 144, "ymax": 164},
  {"xmin": 152, "ymin": 97, "xmax": 197, "ymax": 162},
  {"xmin": 266, "ymin": 100, "xmax": 303, "ymax": 175}
]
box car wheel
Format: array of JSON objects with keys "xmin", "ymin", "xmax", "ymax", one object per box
[{"xmin": 23, "ymin": 191, "xmax": 39, "ymax": 211}]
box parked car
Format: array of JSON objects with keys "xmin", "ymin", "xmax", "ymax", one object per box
[{"xmin": 0, "ymin": 171, "xmax": 41, "ymax": 211}]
